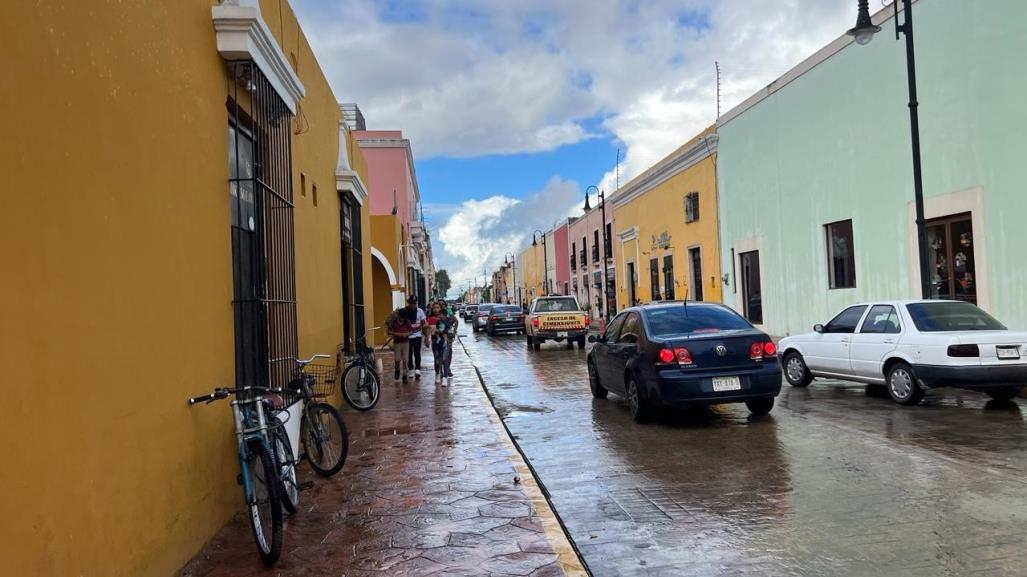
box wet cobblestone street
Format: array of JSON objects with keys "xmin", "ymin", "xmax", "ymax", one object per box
[{"xmin": 460, "ymin": 325, "xmax": 1027, "ymax": 577}]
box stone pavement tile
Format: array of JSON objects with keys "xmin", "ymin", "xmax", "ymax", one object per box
[{"xmin": 177, "ymin": 339, "xmax": 585, "ymax": 577}]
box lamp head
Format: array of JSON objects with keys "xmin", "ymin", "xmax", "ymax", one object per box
[{"xmin": 847, "ymin": 0, "xmax": 880, "ymax": 45}]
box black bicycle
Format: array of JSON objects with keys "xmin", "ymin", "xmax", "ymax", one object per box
[{"xmin": 340, "ymin": 328, "xmax": 384, "ymax": 411}]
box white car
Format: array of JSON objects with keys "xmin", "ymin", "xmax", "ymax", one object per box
[{"xmin": 777, "ymin": 300, "xmax": 1027, "ymax": 405}]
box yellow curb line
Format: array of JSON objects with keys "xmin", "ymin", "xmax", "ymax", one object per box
[{"xmin": 455, "ymin": 338, "xmax": 589, "ymax": 577}]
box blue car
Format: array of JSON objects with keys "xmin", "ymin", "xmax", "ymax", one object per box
[{"xmin": 587, "ymin": 301, "xmax": 782, "ymax": 423}]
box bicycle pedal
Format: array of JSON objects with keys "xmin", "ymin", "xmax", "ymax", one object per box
[{"xmin": 299, "ymin": 481, "xmax": 315, "ymax": 491}]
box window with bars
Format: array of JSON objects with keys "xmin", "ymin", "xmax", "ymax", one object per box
[
  {"xmin": 226, "ymin": 60, "xmax": 298, "ymax": 398},
  {"xmin": 605, "ymin": 223, "xmax": 612, "ymax": 258},
  {"xmin": 663, "ymin": 255, "xmax": 675, "ymax": 300},
  {"xmin": 571, "ymin": 242, "xmax": 577, "ymax": 270},
  {"xmin": 592, "ymin": 230, "xmax": 600, "ymax": 262},
  {"xmin": 650, "ymin": 258, "xmax": 660, "ymax": 300},
  {"xmin": 685, "ymin": 192, "xmax": 699, "ymax": 223}
]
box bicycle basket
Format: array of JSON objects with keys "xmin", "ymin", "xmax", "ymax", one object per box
[{"xmin": 301, "ymin": 360, "xmax": 338, "ymax": 398}]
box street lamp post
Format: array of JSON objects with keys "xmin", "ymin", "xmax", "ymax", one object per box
[
  {"xmin": 848, "ymin": 0, "xmax": 931, "ymax": 300},
  {"xmin": 585, "ymin": 185, "xmax": 610, "ymax": 320},
  {"xmin": 505, "ymin": 252, "xmax": 517, "ymax": 306},
  {"xmin": 532, "ymin": 230, "xmax": 548, "ymax": 296}
]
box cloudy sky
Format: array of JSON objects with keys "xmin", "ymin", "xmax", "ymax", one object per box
[{"xmin": 293, "ymin": 0, "xmax": 857, "ymax": 295}]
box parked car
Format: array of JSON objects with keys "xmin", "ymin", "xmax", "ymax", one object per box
[
  {"xmin": 587, "ymin": 301, "xmax": 781, "ymax": 422},
  {"xmin": 473, "ymin": 304, "xmax": 495, "ymax": 333},
  {"xmin": 486, "ymin": 304, "xmax": 525, "ymax": 335},
  {"xmin": 463, "ymin": 305, "xmax": 478, "ymax": 321},
  {"xmin": 778, "ymin": 300, "xmax": 1027, "ymax": 405},
  {"xmin": 525, "ymin": 295, "xmax": 589, "ymax": 350}
]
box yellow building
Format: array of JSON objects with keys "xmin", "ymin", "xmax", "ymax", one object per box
[
  {"xmin": 1, "ymin": 1, "xmax": 372, "ymax": 575},
  {"xmin": 518, "ymin": 241, "xmax": 547, "ymax": 302},
  {"xmin": 611, "ymin": 126, "xmax": 723, "ymax": 307}
]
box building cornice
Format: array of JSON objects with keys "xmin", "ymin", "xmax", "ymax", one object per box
[
  {"xmin": 718, "ymin": 0, "xmax": 909, "ymax": 127},
  {"xmin": 617, "ymin": 226, "xmax": 639, "ymax": 242},
  {"xmin": 212, "ymin": 0, "xmax": 305, "ymax": 114},
  {"xmin": 336, "ymin": 170, "xmax": 368, "ymax": 206},
  {"xmin": 611, "ymin": 134, "xmax": 718, "ymax": 209}
]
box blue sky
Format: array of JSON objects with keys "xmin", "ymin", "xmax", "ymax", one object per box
[{"xmin": 293, "ymin": 0, "xmax": 855, "ymax": 292}]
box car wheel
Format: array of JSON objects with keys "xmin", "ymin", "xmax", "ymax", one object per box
[
  {"xmin": 745, "ymin": 397, "xmax": 775, "ymax": 416},
  {"xmin": 987, "ymin": 387, "xmax": 1021, "ymax": 402},
  {"xmin": 886, "ymin": 362, "xmax": 925, "ymax": 406},
  {"xmin": 626, "ymin": 375, "xmax": 653, "ymax": 423},
  {"xmin": 783, "ymin": 351, "xmax": 813, "ymax": 387},
  {"xmin": 588, "ymin": 360, "xmax": 607, "ymax": 399}
]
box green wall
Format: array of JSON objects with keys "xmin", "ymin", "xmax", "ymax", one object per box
[{"xmin": 717, "ymin": 0, "xmax": 1027, "ymax": 336}]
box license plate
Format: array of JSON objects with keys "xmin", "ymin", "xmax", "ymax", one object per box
[
  {"xmin": 505, "ymin": 316, "xmax": 513, "ymax": 321},
  {"xmin": 997, "ymin": 346, "xmax": 1021, "ymax": 359},
  {"xmin": 712, "ymin": 376, "xmax": 741, "ymax": 392},
  {"xmin": 557, "ymin": 331, "xmax": 568, "ymax": 337}
]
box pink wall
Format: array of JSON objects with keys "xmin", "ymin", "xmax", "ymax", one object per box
[
  {"xmin": 567, "ymin": 206, "xmax": 614, "ymax": 317},
  {"xmin": 553, "ymin": 222, "xmax": 569, "ymax": 295},
  {"xmin": 353, "ymin": 130, "xmax": 415, "ymax": 227}
]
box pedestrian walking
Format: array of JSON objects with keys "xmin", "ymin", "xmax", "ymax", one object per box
[
  {"xmin": 387, "ymin": 299, "xmax": 415, "ymax": 384},
  {"xmin": 406, "ymin": 298, "xmax": 426, "ymax": 379},
  {"xmin": 431, "ymin": 303, "xmax": 457, "ymax": 385}
]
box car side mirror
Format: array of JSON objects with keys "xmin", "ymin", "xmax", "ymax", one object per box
[
  {"xmin": 587, "ymin": 334, "xmax": 598, "ymax": 343},
  {"xmin": 814, "ymin": 324, "xmax": 824, "ymax": 334}
]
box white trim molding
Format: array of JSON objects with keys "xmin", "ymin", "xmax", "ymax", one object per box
[
  {"xmin": 730, "ymin": 235, "xmax": 767, "ymax": 334},
  {"xmin": 906, "ymin": 186, "xmax": 989, "ymax": 310},
  {"xmin": 212, "ymin": 0, "xmax": 305, "ymax": 113},
  {"xmin": 336, "ymin": 170, "xmax": 368, "ymax": 206},
  {"xmin": 370, "ymin": 247, "xmax": 398, "ymax": 286}
]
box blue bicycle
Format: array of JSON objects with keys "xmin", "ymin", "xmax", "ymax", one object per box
[{"xmin": 188, "ymin": 385, "xmax": 283, "ymax": 565}]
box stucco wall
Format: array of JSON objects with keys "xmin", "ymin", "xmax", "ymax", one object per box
[
  {"xmin": 717, "ymin": 0, "xmax": 1027, "ymax": 336},
  {"xmin": 0, "ymin": 1, "xmax": 356, "ymax": 575}
]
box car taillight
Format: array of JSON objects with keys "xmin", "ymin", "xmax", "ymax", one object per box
[
  {"xmin": 519, "ymin": 314, "xmax": 525, "ymax": 319},
  {"xmin": 750, "ymin": 342, "xmax": 764, "ymax": 360},
  {"xmin": 490, "ymin": 315, "xmax": 497, "ymax": 320},
  {"xmin": 763, "ymin": 341, "xmax": 777, "ymax": 356},
  {"xmin": 948, "ymin": 344, "xmax": 980, "ymax": 357},
  {"xmin": 584, "ymin": 316, "xmax": 590, "ymax": 326},
  {"xmin": 658, "ymin": 347, "xmax": 692, "ymax": 365},
  {"xmin": 532, "ymin": 317, "xmax": 539, "ymax": 328}
]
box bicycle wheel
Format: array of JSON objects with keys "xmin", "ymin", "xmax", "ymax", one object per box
[
  {"xmin": 302, "ymin": 403, "xmax": 349, "ymax": 477},
  {"xmin": 271, "ymin": 421, "xmax": 300, "ymax": 514},
  {"xmin": 341, "ymin": 361, "xmax": 381, "ymax": 411},
  {"xmin": 245, "ymin": 440, "xmax": 283, "ymax": 565}
]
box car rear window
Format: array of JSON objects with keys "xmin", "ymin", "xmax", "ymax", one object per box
[
  {"xmin": 534, "ymin": 298, "xmax": 579, "ymax": 313},
  {"xmin": 494, "ymin": 305, "xmax": 520, "ymax": 313},
  {"xmin": 906, "ymin": 302, "xmax": 1006, "ymax": 332},
  {"xmin": 644, "ymin": 305, "xmax": 752, "ymax": 336}
]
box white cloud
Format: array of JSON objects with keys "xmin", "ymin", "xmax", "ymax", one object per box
[
  {"xmin": 292, "ymin": 0, "xmax": 858, "ymax": 289},
  {"xmin": 436, "ymin": 176, "xmax": 580, "ymax": 294}
]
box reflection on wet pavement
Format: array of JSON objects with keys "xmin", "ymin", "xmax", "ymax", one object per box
[{"xmin": 460, "ymin": 325, "xmax": 1027, "ymax": 577}]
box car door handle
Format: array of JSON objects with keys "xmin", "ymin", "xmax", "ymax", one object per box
[
  {"xmin": 840, "ymin": 338, "xmax": 849, "ymax": 343},
  {"xmin": 883, "ymin": 338, "xmax": 895, "ymax": 344}
]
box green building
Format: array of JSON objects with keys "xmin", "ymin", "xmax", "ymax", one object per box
[{"xmin": 717, "ymin": 0, "xmax": 1027, "ymax": 336}]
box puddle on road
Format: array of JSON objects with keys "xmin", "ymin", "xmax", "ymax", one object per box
[{"xmin": 496, "ymin": 402, "xmax": 553, "ymax": 418}]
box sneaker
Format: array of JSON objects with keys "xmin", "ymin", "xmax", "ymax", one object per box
[
  {"xmin": 435, "ymin": 373, "xmax": 442, "ymax": 383},
  {"xmin": 446, "ymin": 376, "xmax": 453, "ymax": 386},
  {"xmin": 415, "ymin": 369, "xmax": 421, "ymax": 377}
]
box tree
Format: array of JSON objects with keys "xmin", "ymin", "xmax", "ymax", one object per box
[{"xmin": 435, "ymin": 269, "xmax": 451, "ymax": 297}]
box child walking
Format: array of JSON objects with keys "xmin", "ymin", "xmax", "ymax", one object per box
[{"xmin": 430, "ymin": 301, "xmax": 457, "ymax": 385}]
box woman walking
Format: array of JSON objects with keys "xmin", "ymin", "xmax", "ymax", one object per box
[{"xmin": 431, "ymin": 302, "xmax": 457, "ymax": 385}]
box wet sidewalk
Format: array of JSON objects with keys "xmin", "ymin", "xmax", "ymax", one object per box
[{"xmin": 178, "ymin": 338, "xmax": 586, "ymax": 577}]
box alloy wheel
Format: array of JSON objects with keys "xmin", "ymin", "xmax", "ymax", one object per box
[{"xmin": 786, "ymin": 357, "xmax": 805, "ymax": 383}]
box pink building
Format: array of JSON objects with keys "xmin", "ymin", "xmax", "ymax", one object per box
[
  {"xmin": 552, "ymin": 221, "xmax": 570, "ymax": 296},
  {"xmin": 567, "ymin": 201, "xmax": 615, "ymax": 320},
  {"xmin": 353, "ymin": 125, "xmax": 434, "ymax": 306}
]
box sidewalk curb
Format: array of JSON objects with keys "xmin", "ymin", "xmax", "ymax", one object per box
[{"xmin": 455, "ymin": 336, "xmax": 592, "ymax": 577}]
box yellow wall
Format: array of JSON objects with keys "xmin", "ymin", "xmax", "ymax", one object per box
[
  {"xmin": 612, "ymin": 127, "xmax": 723, "ymax": 308},
  {"xmin": 370, "ymin": 214, "xmax": 402, "ymax": 342},
  {"xmin": 519, "ymin": 244, "xmax": 546, "ymax": 301},
  {"xmin": 0, "ymin": 2, "xmax": 360, "ymax": 575}
]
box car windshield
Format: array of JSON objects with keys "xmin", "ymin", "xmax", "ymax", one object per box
[
  {"xmin": 644, "ymin": 305, "xmax": 752, "ymax": 336},
  {"xmin": 534, "ymin": 298, "xmax": 579, "ymax": 313},
  {"xmin": 906, "ymin": 302, "xmax": 1006, "ymax": 332}
]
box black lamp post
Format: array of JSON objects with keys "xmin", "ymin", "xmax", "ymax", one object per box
[
  {"xmin": 585, "ymin": 185, "xmax": 611, "ymax": 320},
  {"xmin": 532, "ymin": 230, "xmax": 548, "ymax": 296},
  {"xmin": 848, "ymin": 0, "xmax": 931, "ymax": 300},
  {"xmin": 504, "ymin": 252, "xmax": 517, "ymax": 306}
]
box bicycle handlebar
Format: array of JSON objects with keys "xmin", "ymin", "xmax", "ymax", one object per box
[
  {"xmin": 186, "ymin": 385, "xmax": 283, "ymax": 406},
  {"xmin": 296, "ymin": 353, "xmax": 330, "ymax": 365}
]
